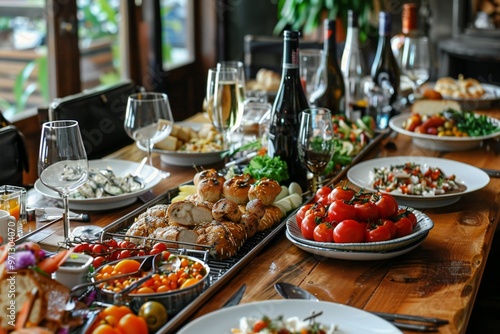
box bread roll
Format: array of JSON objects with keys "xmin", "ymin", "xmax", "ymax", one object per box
[
  {"xmin": 197, "ymin": 177, "xmax": 224, "ymax": 202},
  {"xmin": 258, "ymin": 205, "xmax": 283, "ymax": 231},
  {"xmin": 223, "ymin": 174, "xmax": 255, "ymax": 205},
  {"xmin": 410, "ymin": 100, "xmax": 461, "ymax": 115},
  {"xmin": 245, "ymin": 199, "xmax": 266, "ymax": 219},
  {"xmin": 195, "ymin": 221, "xmax": 246, "ymax": 259},
  {"xmin": 238, "ymin": 213, "xmax": 259, "ymax": 239},
  {"xmin": 193, "ymin": 168, "xmax": 225, "ymax": 186},
  {"xmin": 248, "ymin": 178, "xmax": 282, "ymax": 206},
  {"xmin": 151, "ymin": 225, "xmax": 199, "ymax": 249}
]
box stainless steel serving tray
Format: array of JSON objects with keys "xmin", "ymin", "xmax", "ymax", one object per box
[{"xmin": 97, "ymin": 131, "xmax": 386, "ymax": 333}]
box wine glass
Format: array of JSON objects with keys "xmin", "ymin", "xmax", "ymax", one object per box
[
  {"xmin": 38, "ymin": 120, "xmax": 88, "ymax": 242},
  {"xmin": 211, "ymin": 67, "xmax": 244, "ymax": 150},
  {"xmin": 217, "ymin": 61, "xmax": 246, "ymax": 102},
  {"xmin": 300, "ymin": 49, "xmax": 327, "ymax": 106},
  {"xmin": 298, "ymin": 108, "xmax": 335, "ymax": 193},
  {"xmin": 401, "ymin": 36, "xmax": 430, "ymax": 97},
  {"xmin": 124, "ymin": 92, "xmax": 174, "ymax": 170},
  {"xmin": 203, "ymin": 67, "xmax": 217, "ymax": 121}
]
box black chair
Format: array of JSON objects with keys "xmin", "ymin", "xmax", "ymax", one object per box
[
  {"xmin": 0, "ymin": 125, "xmax": 29, "ymax": 187},
  {"xmin": 244, "ymin": 34, "xmax": 323, "ymax": 79},
  {"xmin": 48, "ymin": 80, "xmax": 143, "ymax": 159}
]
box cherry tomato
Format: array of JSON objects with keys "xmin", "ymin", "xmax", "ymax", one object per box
[
  {"xmin": 253, "ymin": 319, "xmax": 268, "ymax": 332},
  {"xmin": 92, "ymin": 256, "xmax": 106, "ymax": 268},
  {"xmin": 407, "ymin": 211, "xmax": 417, "ymax": 228},
  {"xmin": 104, "ymin": 239, "xmax": 118, "ymax": 249},
  {"xmin": 327, "ymin": 200, "xmax": 356, "ymax": 223},
  {"xmin": 333, "ymin": 219, "xmax": 365, "ymax": 243},
  {"xmin": 301, "ymin": 214, "xmax": 323, "ymax": 240},
  {"xmin": 152, "ymin": 242, "xmax": 167, "ymax": 252},
  {"xmin": 394, "ymin": 217, "xmax": 413, "ymax": 238},
  {"xmin": 313, "ymin": 222, "xmax": 334, "ymax": 242},
  {"xmin": 354, "ymin": 200, "xmax": 378, "ymax": 222},
  {"xmin": 296, "ymin": 203, "xmax": 314, "ymax": 229},
  {"xmin": 73, "ymin": 243, "xmax": 91, "ymax": 253},
  {"xmin": 365, "ymin": 222, "xmax": 392, "ymax": 242},
  {"xmin": 149, "ymin": 248, "xmax": 162, "ymax": 255},
  {"xmin": 92, "ymin": 244, "xmax": 108, "ymax": 254},
  {"xmin": 314, "ymin": 186, "xmax": 332, "ymax": 200},
  {"xmin": 372, "ymin": 193, "xmax": 398, "ymax": 218},
  {"xmin": 328, "ymin": 185, "xmax": 356, "ymax": 202},
  {"xmin": 117, "ymin": 249, "xmax": 132, "ymax": 260},
  {"xmin": 380, "ymin": 218, "xmax": 397, "ymax": 238},
  {"xmin": 306, "ymin": 202, "xmax": 328, "ymax": 219}
]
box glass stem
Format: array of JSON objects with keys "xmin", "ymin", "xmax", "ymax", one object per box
[
  {"xmin": 147, "ymin": 140, "xmax": 153, "ymax": 166},
  {"xmin": 62, "ymin": 193, "xmax": 70, "ymax": 241},
  {"xmin": 310, "ymin": 174, "xmax": 319, "ymax": 193}
]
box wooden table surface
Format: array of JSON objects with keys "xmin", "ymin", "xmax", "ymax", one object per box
[{"xmin": 24, "ymin": 111, "xmax": 500, "ymax": 334}]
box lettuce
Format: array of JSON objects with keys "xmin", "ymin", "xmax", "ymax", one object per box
[{"xmin": 243, "ymin": 155, "xmax": 289, "ymax": 183}]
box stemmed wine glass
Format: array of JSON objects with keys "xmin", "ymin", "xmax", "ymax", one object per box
[
  {"xmin": 401, "ymin": 36, "xmax": 430, "ymax": 97},
  {"xmin": 300, "ymin": 49, "xmax": 327, "ymax": 106},
  {"xmin": 217, "ymin": 61, "xmax": 246, "ymax": 103},
  {"xmin": 203, "ymin": 67, "xmax": 217, "ymax": 121},
  {"xmin": 298, "ymin": 108, "xmax": 335, "ymax": 193},
  {"xmin": 211, "ymin": 67, "xmax": 244, "ymax": 150},
  {"xmin": 124, "ymin": 92, "xmax": 174, "ymax": 171},
  {"xmin": 38, "ymin": 120, "xmax": 88, "ymax": 242}
]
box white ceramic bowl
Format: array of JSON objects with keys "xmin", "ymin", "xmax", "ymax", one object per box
[{"xmin": 54, "ymin": 252, "xmax": 93, "ymax": 289}]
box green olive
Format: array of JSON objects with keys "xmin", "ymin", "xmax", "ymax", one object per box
[{"xmin": 138, "ymin": 301, "xmax": 168, "ymax": 331}]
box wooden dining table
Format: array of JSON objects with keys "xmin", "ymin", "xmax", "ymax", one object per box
[{"xmin": 22, "ymin": 110, "xmax": 500, "ymax": 334}]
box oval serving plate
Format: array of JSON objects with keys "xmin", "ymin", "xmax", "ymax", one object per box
[
  {"xmin": 422, "ymin": 82, "xmax": 500, "ymax": 110},
  {"xmin": 286, "ymin": 207, "xmax": 433, "ymax": 252},
  {"xmin": 138, "ymin": 121, "xmax": 227, "ymax": 166},
  {"xmin": 389, "ymin": 113, "xmax": 500, "ymax": 151},
  {"xmin": 34, "ymin": 159, "xmax": 162, "ymax": 211},
  {"xmin": 346, "ymin": 156, "xmax": 490, "ymax": 209}
]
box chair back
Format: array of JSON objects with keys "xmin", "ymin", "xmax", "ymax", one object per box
[
  {"xmin": 0, "ymin": 125, "xmax": 29, "ymax": 186},
  {"xmin": 49, "ymin": 81, "xmax": 143, "ymax": 159}
]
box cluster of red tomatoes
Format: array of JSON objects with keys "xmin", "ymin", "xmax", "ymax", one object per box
[
  {"xmin": 296, "ymin": 185, "xmax": 417, "ymax": 243},
  {"xmin": 72, "ymin": 238, "xmax": 169, "ymax": 268}
]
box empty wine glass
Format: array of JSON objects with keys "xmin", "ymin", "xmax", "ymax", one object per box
[
  {"xmin": 38, "ymin": 120, "xmax": 88, "ymax": 242},
  {"xmin": 211, "ymin": 67, "xmax": 244, "ymax": 150},
  {"xmin": 124, "ymin": 92, "xmax": 174, "ymax": 171},
  {"xmin": 401, "ymin": 36, "xmax": 430, "ymax": 96},
  {"xmin": 300, "ymin": 49, "xmax": 327, "ymax": 106},
  {"xmin": 298, "ymin": 108, "xmax": 335, "ymax": 193}
]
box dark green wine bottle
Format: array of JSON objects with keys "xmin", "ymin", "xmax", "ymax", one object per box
[{"xmin": 267, "ymin": 30, "xmax": 309, "ymax": 191}]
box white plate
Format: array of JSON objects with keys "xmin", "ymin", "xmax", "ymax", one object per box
[
  {"xmin": 347, "ymin": 156, "xmax": 490, "ymax": 209},
  {"xmin": 177, "ymin": 300, "xmax": 402, "ymax": 334},
  {"xmin": 139, "ymin": 121, "xmax": 227, "ymax": 166},
  {"xmin": 287, "ymin": 230, "xmax": 426, "ymax": 261},
  {"xmin": 423, "ymin": 82, "xmax": 500, "ymax": 110},
  {"xmin": 287, "ymin": 207, "xmax": 433, "ymax": 252},
  {"xmin": 34, "ymin": 159, "xmax": 162, "ymax": 211},
  {"xmin": 389, "ymin": 113, "xmax": 500, "ymax": 151}
]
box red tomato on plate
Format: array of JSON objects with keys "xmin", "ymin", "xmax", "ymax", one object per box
[{"xmin": 333, "ymin": 219, "xmax": 365, "ymax": 243}]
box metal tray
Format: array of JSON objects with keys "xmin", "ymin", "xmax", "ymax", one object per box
[{"xmin": 97, "ymin": 132, "xmax": 386, "ymax": 333}]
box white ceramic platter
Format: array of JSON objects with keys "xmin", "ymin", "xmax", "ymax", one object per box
[
  {"xmin": 34, "ymin": 159, "xmax": 162, "ymax": 211},
  {"xmin": 287, "ymin": 230, "xmax": 427, "ymax": 261},
  {"xmin": 139, "ymin": 121, "xmax": 227, "ymax": 166},
  {"xmin": 423, "ymin": 82, "xmax": 500, "ymax": 110},
  {"xmin": 389, "ymin": 113, "xmax": 500, "ymax": 151},
  {"xmin": 177, "ymin": 300, "xmax": 402, "ymax": 334},
  {"xmin": 287, "ymin": 207, "xmax": 433, "ymax": 252},
  {"xmin": 347, "ymin": 156, "xmax": 490, "ymax": 209}
]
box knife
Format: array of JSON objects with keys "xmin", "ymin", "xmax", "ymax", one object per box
[
  {"xmin": 222, "ymin": 284, "xmax": 246, "ymax": 308},
  {"xmin": 33, "ymin": 207, "xmax": 91, "ymax": 222},
  {"xmin": 481, "ymin": 168, "xmax": 500, "ymax": 178}
]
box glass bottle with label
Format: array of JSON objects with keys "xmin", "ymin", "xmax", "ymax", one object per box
[
  {"xmin": 370, "ymin": 11, "xmax": 401, "ymax": 115},
  {"xmin": 267, "ymin": 30, "xmax": 309, "ymax": 190},
  {"xmin": 341, "ymin": 10, "xmax": 367, "ymax": 122},
  {"xmin": 391, "ymin": 3, "xmax": 418, "ymax": 67},
  {"xmin": 316, "ymin": 19, "xmax": 346, "ymax": 116}
]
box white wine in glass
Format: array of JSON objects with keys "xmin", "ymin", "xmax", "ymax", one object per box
[
  {"xmin": 38, "ymin": 120, "xmax": 88, "ymax": 242},
  {"xmin": 124, "ymin": 92, "xmax": 174, "ymax": 170},
  {"xmin": 211, "ymin": 67, "xmax": 244, "ymax": 149},
  {"xmin": 401, "ymin": 36, "xmax": 430, "ymax": 95}
]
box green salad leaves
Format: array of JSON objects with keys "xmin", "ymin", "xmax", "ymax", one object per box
[{"xmin": 243, "ymin": 155, "xmax": 289, "ymax": 183}]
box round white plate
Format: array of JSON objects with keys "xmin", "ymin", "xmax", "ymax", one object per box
[
  {"xmin": 34, "ymin": 159, "xmax": 162, "ymax": 211},
  {"xmin": 287, "ymin": 207, "xmax": 433, "ymax": 252},
  {"xmin": 287, "ymin": 230, "xmax": 426, "ymax": 261},
  {"xmin": 177, "ymin": 300, "xmax": 402, "ymax": 334},
  {"xmin": 139, "ymin": 121, "xmax": 227, "ymax": 166},
  {"xmin": 389, "ymin": 113, "xmax": 500, "ymax": 151},
  {"xmin": 347, "ymin": 156, "xmax": 490, "ymax": 209}
]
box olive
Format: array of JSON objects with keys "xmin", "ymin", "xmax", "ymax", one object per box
[{"xmin": 138, "ymin": 301, "xmax": 168, "ymax": 331}]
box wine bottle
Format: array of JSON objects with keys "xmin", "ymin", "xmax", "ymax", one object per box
[
  {"xmin": 316, "ymin": 19, "xmax": 346, "ymax": 116},
  {"xmin": 267, "ymin": 30, "xmax": 309, "ymax": 191},
  {"xmin": 370, "ymin": 11, "xmax": 401, "ymax": 113},
  {"xmin": 391, "ymin": 3, "xmax": 418, "ymax": 67},
  {"xmin": 341, "ymin": 10, "xmax": 367, "ymax": 122}
]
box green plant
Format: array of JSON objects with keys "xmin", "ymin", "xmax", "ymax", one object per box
[{"xmin": 274, "ymin": 0, "xmax": 374, "ymax": 41}]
